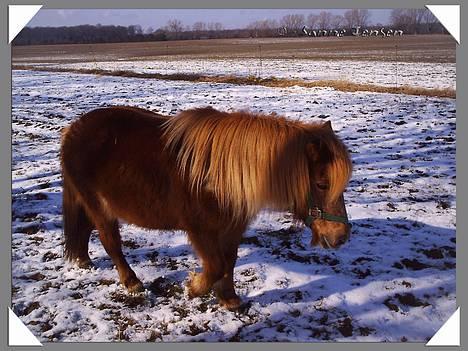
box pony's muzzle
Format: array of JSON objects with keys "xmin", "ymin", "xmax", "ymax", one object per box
[
  {"xmin": 320, "ymin": 233, "xmax": 348, "ymax": 249},
  {"xmin": 311, "ymin": 224, "xmax": 350, "ymax": 249}
]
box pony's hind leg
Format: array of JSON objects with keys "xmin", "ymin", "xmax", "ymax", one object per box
[
  {"xmin": 63, "ymin": 206, "xmax": 95, "ymax": 268},
  {"xmin": 73, "ymin": 215, "xmax": 94, "ymax": 269},
  {"xmin": 70, "ymin": 187, "xmax": 144, "ymax": 293},
  {"xmin": 62, "ymin": 174, "xmax": 95, "ymax": 269},
  {"xmin": 96, "ymin": 218, "xmax": 144, "ymax": 293}
]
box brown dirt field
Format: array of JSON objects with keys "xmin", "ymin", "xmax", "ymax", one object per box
[{"xmin": 12, "ymin": 34, "xmax": 455, "ymax": 64}]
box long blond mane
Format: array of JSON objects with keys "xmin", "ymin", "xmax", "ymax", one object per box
[{"xmin": 163, "ymin": 107, "xmax": 351, "ymax": 220}]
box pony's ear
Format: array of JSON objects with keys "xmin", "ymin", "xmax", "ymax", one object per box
[{"xmin": 322, "ymin": 120, "xmax": 332, "ymax": 131}]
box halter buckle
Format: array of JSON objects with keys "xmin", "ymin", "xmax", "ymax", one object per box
[{"xmin": 308, "ymin": 207, "xmax": 323, "ymax": 220}]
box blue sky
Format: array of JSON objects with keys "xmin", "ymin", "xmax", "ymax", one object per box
[{"xmin": 28, "ymin": 9, "xmax": 393, "ymax": 30}]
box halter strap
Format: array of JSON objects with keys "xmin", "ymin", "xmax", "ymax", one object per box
[{"xmin": 305, "ymin": 193, "xmax": 350, "ymax": 226}]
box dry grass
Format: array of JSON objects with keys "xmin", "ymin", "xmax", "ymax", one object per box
[
  {"xmin": 208, "ymin": 75, "xmax": 455, "ymax": 98},
  {"xmin": 13, "ymin": 65, "xmax": 455, "ymax": 98}
]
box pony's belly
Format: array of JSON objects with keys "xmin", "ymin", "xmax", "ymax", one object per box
[
  {"xmin": 116, "ymin": 204, "xmax": 183, "ymax": 231},
  {"xmin": 98, "ymin": 191, "xmax": 183, "ymax": 231}
]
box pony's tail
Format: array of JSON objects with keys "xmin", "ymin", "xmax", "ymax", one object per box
[{"xmin": 62, "ymin": 168, "xmax": 94, "ymax": 263}]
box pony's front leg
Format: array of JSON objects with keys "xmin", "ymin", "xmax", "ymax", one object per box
[
  {"xmin": 213, "ymin": 229, "xmax": 243, "ymax": 310},
  {"xmin": 187, "ymin": 271, "xmax": 212, "ymax": 297},
  {"xmin": 186, "ymin": 230, "xmax": 225, "ymax": 298},
  {"xmin": 213, "ymin": 273, "xmax": 241, "ymax": 310},
  {"xmin": 187, "ymin": 258, "xmax": 225, "ymax": 298}
]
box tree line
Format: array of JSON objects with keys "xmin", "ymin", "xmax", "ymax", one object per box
[
  {"xmin": 13, "ymin": 9, "xmax": 446, "ymax": 46},
  {"xmin": 247, "ymin": 9, "xmax": 445, "ymax": 37}
]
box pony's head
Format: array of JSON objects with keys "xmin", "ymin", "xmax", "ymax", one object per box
[{"xmin": 297, "ymin": 120, "xmax": 352, "ymax": 249}]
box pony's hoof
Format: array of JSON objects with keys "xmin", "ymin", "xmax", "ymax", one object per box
[
  {"xmin": 76, "ymin": 257, "xmax": 94, "ymax": 269},
  {"xmin": 219, "ymin": 296, "xmax": 242, "ymax": 311},
  {"xmin": 125, "ymin": 277, "xmax": 144, "ymax": 294}
]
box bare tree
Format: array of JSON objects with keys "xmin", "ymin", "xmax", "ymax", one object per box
[
  {"xmin": 280, "ymin": 14, "xmax": 305, "ymax": 34},
  {"xmin": 192, "ymin": 21, "xmax": 206, "ymax": 32},
  {"xmin": 145, "ymin": 26, "xmax": 154, "ymax": 34},
  {"xmin": 252, "ymin": 19, "xmax": 278, "ymax": 30},
  {"xmin": 344, "ymin": 9, "xmax": 370, "ymax": 28},
  {"xmin": 207, "ymin": 22, "xmax": 224, "ymax": 31},
  {"xmin": 247, "ymin": 19, "xmax": 278, "ymax": 37},
  {"xmin": 344, "ymin": 9, "xmax": 355, "ymax": 28},
  {"xmin": 357, "ymin": 9, "xmax": 370, "ymax": 27},
  {"xmin": 317, "ymin": 11, "xmax": 332, "ymax": 29},
  {"xmin": 405, "ymin": 9, "xmax": 423, "ymax": 33},
  {"xmin": 390, "ymin": 9, "xmax": 407, "ymax": 27},
  {"xmin": 166, "ymin": 19, "xmax": 184, "ymax": 39},
  {"xmin": 423, "ymin": 9, "xmax": 437, "ymax": 24},
  {"xmin": 306, "ymin": 14, "xmax": 319, "ymax": 29},
  {"xmin": 390, "ymin": 8, "xmax": 428, "ymax": 34},
  {"xmin": 422, "ymin": 9, "xmax": 438, "ymax": 33},
  {"xmin": 331, "ymin": 15, "xmax": 344, "ymax": 28}
]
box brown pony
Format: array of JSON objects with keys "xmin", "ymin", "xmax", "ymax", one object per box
[{"xmin": 61, "ymin": 106, "xmax": 352, "ymax": 310}]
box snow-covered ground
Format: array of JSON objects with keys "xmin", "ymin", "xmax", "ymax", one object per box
[
  {"xmin": 19, "ymin": 58, "xmax": 456, "ymax": 90},
  {"xmin": 12, "ymin": 69, "xmax": 456, "ymax": 342}
]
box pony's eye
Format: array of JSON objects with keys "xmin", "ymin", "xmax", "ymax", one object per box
[{"xmin": 317, "ymin": 183, "xmax": 329, "ymax": 190}]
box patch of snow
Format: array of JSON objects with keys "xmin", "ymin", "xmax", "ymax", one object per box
[
  {"xmin": 12, "ymin": 70, "xmax": 455, "ymax": 342},
  {"xmin": 44, "ymin": 59, "xmax": 456, "ymax": 90}
]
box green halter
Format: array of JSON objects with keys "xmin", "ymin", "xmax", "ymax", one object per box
[{"xmin": 304, "ymin": 193, "xmax": 350, "ymax": 226}]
